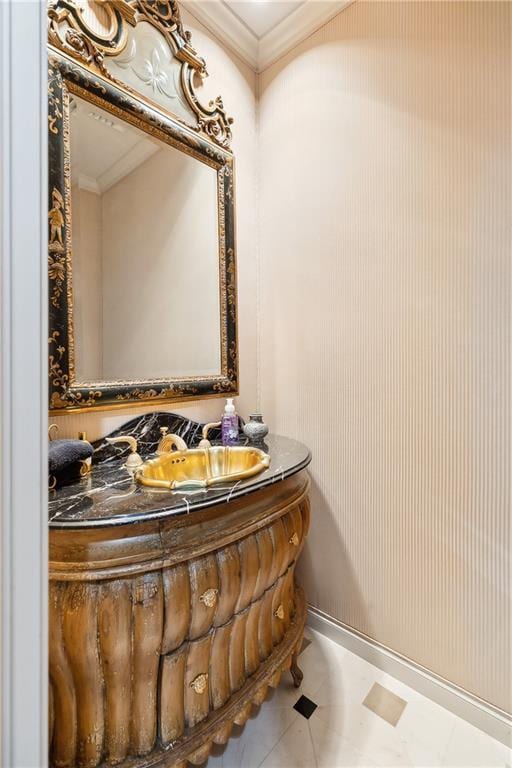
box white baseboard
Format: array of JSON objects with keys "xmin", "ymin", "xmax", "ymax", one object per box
[{"xmin": 307, "ymin": 606, "xmax": 512, "ymax": 748}]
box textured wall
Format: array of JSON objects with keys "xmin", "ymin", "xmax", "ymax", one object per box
[
  {"xmin": 52, "ymin": 7, "xmax": 258, "ymax": 440},
  {"xmin": 258, "ymin": 2, "xmax": 511, "ymax": 713},
  {"xmin": 71, "ymin": 186, "xmax": 103, "ymax": 380},
  {"xmin": 101, "ymin": 147, "xmax": 220, "ymax": 380}
]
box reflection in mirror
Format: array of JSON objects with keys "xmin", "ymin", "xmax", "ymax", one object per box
[{"xmin": 69, "ymin": 94, "xmax": 221, "ymax": 383}]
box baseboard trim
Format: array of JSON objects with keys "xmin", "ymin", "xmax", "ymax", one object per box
[{"xmin": 307, "ymin": 606, "xmax": 511, "ymax": 748}]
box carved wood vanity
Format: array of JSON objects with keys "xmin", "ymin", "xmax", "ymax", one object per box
[
  {"xmin": 49, "ymin": 425, "xmax": 311, "ymax": 768},
  {"xmin": 47, "ymin": 2, "xmax": 311, "ymax": 764}
]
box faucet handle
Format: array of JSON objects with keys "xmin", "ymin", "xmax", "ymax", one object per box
[
  {"xmin": 160, "ymin": 426, "xmax": 169, "ymax": 437},
  {"xmin": 106, "ymin": 435, "xmax": 143, "ymax": 472},
  {"xmin": 202, "ymin": 421, "xmax": 221, "ymax": 441}
]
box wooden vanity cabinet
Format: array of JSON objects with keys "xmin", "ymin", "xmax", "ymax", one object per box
[{"xmin": 49, "ymin": 472, "xmax": 310, "ymax": 768}]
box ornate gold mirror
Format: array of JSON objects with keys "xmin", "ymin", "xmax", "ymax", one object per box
[{"xmin": 48, "ymin": 0, "xmax": 237, "ymax": 412}]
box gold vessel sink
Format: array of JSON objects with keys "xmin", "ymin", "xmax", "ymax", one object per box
[{"xmin": 135, "ymin": 445, "xmax": 271, "ymax": 491}]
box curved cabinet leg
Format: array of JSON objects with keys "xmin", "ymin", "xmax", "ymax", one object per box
[{"xmin": 290, "ymin": 652, "xmax": 303, "ymax": 688}]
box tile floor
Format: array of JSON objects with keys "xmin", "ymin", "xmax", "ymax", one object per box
[{"xmin": 206, "ymin": 629, "xmax": 512, "ymax": 768}]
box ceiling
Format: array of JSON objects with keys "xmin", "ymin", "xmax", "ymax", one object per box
[
  {"xmin": 182, "ymin": 0, "xmax": 353, "ymax": 72},
  {"xmin": 223, "ymin": 1, "xmax": 305, "ymax": 40},
  {"xmin": 69, "ymin": 95, "xmax": 160, "ymax": 194}
]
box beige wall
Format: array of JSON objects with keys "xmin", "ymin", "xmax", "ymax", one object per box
[
  {"xmin": 53, "ymin": 8, "xmax": 258, "ymax": 439},
  {"xmin": 71, "ymin": 185, "xmax": 103, "ymax": 380},
  {"xmin": 258, "ymin": 1, "xmax": 511, "ymax": 713},
  {"xmin": 101, "ymin": 146, "xmax": 220, "ymax": 380}
]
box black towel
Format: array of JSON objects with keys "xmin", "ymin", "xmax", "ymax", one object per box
[{"xmin": 49, "ymin": 439, "xmax": 93, "ymax": 473}]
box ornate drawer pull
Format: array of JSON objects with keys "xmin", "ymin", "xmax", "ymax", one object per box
[
  {"xmin": 190, "ymin": 673, "xmax": 208, "ymax": 694},
  {"xmin": 274, "ymin": 604, "xmax": 285, "ymax": 620},
  {"xmin": 289, "ymin": 532, "xmax": 299, "ymax": 546},
  {"xmin": 199, "ymin": 588, "xmax": 218, "ymax": 608}
]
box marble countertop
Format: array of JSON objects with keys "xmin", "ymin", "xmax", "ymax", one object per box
[{"xmin": 48, "ymin": 434, "xmax": 311, "ymax": 529}]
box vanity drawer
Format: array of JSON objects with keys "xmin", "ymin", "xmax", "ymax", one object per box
[
  {"xmin": 158, "ymin": 570, "xmax": 298, "ymax": 748},
  {"xmin": 184, "ymin": 635, "xmax": 212, "ymax": 728},
  {"xmin": 188, "ymin": 553, "xmax": 220, "ymax": 640},
  {"xmin": 159, "ymin": 503, "xmax": 309, "ymax": 655},
  {"xmin": 162, "ymin": 505, "xmax": 305, "ymax": 654}
]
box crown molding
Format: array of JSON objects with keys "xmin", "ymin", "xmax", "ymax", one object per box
[
  {"xmin": 97, "ymin": 140, "xmax": 159, "ymax": 192},
  {"xmin": 181, "ymin": 0, "xmax": 259, "ymax": 71},
  {"xmin": 77, "ymin": 174, "xmax": 100, "ymax": 194},
  {"xmin": 181, "ymin": 0, "xmax": 354, "ymax": 73},
  {"xmin": 259, "ymin": 0, "xmax": 354, "ymax": 71}
]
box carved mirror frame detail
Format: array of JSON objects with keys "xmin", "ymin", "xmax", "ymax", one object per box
[
  {"xmin": 48, "ymin": 0, "xmax": 233, "ymax": 147},
  {"xmin": 48, "ymin": 1, "xmax": 238, "ymax": 412}
]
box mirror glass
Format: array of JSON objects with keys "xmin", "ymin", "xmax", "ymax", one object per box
[{"xmin": 69, "ymin": 94, "xmax": 221, "ymax": 382}]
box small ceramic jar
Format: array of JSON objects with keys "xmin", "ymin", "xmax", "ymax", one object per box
[{"xmin": 243, "ymin": 413, "xmax": 269, "ymax": 445}]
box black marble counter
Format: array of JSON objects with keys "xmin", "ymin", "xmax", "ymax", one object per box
[{"xmin": 49, "ymin": 414, "xmax": 311, "ymax": 529}]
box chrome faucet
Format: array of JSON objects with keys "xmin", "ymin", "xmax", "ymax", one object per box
[{"xmin": 157, "ymin": 427, "xmax": 188, "ymax": 454}]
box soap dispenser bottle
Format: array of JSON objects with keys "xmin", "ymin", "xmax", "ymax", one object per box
[{"xmin": 221, "ymin": 398, "xmax": 239, "ymax": 446}]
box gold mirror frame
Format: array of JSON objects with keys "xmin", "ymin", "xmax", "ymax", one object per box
[{"xmin": 48, "ymin": 0, "xmax": 238, "ymax": 413}]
